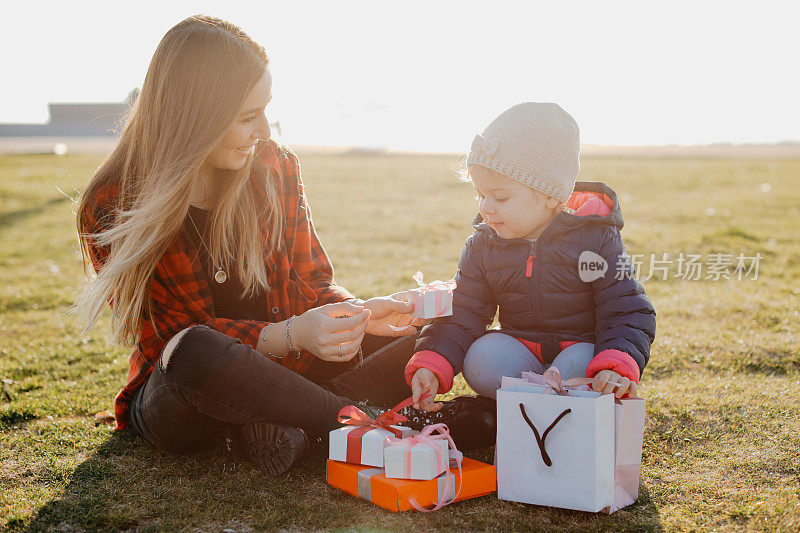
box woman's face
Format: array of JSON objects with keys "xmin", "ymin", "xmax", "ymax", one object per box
[{"xmin": 205, "ymin": 68, "xmax": 273, "ymax": 171}]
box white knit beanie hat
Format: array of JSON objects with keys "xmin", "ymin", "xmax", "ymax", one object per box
[{"xmin": 467, "ymin": 102, "xmax": 580, "ymax": 203}]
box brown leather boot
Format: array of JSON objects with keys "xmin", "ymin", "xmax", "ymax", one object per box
[{"xmin": 220, "ymin": 421, "xmax": 309, "ymax": 476}]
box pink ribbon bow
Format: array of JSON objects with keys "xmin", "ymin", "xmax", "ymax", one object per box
[
  {"xmin": 337, "ymin": 393, "xmax": 431, "ymax": 464},
  {"xmin": 412, "ymin": 271, "xmax": 457, "ymax": 294},
  {"xmin": 387, "ymin": 423, "xmax": 463, "ymax": 512},
  {"xmin": 540, "ymin": 366, "xmax": 624, "ymax": 396}
]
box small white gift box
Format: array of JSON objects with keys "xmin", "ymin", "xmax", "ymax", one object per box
[
  {"xmin": 384, "ymin": 435, "xmax": 449, "ymax": 480},
  {"xmin": 405, "ymin": 271, "xmax": 456, "ymax": 320},
  {"xmin": 329, "ymin": 424, "xmax": 417, "ymax": 468}
]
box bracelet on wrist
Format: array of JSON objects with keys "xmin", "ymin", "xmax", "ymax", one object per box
[
  {"xmin": 261, "ymin": 323, "xmax": 287, "ymax": 359},
  {"xmin": 286, "ymin": 315, "xmax": 300, "ymax": 359}
]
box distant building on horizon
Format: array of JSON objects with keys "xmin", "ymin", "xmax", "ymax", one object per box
[
  {"xmin": 0, "ymin": 89, "xmax": 139, "ymax": 137},
  {"xmin": 0, "ymin": 88, "xmax": 282, "ymax": 139}
]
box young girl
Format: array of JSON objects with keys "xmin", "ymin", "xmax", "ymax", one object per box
[{"xmin": 404, "ymin": 102, "xmax": 656, "ymax": 414}]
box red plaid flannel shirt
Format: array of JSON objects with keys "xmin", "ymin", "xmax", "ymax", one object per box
[{"xmin": 83, "ymin": 140, "xmax": 353, "ymax": 429}]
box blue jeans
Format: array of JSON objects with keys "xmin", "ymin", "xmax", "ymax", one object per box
[{"xmin": 462, "ymin": 332, "xmax": 595, "ymax": 399}]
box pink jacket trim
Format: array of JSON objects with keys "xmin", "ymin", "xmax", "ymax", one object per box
[
  {"xmin": 404, "ymin": 350, "xmax": 455, "ymax": 394},
  {"xmin": 513, "ymin": 338, "xmax": 582, "ymax": 364},
  {"xmin": 585, "ymin": 349, "xmax": 641, "ymax": 383},
  {"xmin": 567, "ymin": 191, "xmax": 613, "ymax": 217}
]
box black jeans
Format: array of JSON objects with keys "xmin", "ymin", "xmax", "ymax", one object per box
[{"xmin": 129, "ymin": 324, "xmax": 417, "ymax": 454}]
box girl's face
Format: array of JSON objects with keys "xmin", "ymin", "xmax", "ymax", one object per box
[
  {"xmin": 471, "ymin": 166, "xmax": 560, "ymax": 240},
  {"xmin": 205, "ymin": 68, "xmax": 273, "ymax": 171}
]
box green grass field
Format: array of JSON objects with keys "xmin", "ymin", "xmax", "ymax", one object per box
[{"xmin": 1, "ymin": 151, "xmax": 799, "ymax": 532}]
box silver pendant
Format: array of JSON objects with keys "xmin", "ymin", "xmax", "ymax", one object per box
[{"xmin": 214, "ymin": 267, "xmax": 227, "ymax": 284}]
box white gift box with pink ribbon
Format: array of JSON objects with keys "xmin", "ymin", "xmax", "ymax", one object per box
[
  {"xmin": 383, "ymin": 424, "xmax": 451, "ymax": 480},
  {"xmin": 405, "ymin": 271, "xmax": 456, "ymax": 320},
  {"xmin": 330, "ymin": 399, "xmax": 419, "ymax": 467},
  {"xmin": 329, "ymin": 424, "xmax": 417, "ymax": 467}
]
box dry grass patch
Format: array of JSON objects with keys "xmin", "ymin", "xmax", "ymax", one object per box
[{"xmin": 1, "ymin": 153, "xmax": 799, "ymax": 531}]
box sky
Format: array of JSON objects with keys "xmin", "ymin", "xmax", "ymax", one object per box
[{"xmin": 2, "ymin": 0, "xmax": 799, "ymax": 151}]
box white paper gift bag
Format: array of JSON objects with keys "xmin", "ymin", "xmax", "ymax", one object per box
[
  {"xmin": 607, "ymin": 397, "xmax": 646, "ymax": 513},
  {"xmin": 496, "ymin": 385, "xmax": 616, "ymax": 512}
]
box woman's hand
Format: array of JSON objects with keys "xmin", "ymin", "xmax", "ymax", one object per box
[
  {"xmin": 591, "ymin": 369, "xmax": 638, "ymax": 398},
  {"xmin": 411, "ymin": 368, "xmax": 443, "ymax": 412},
  {"xmin": 362, "ymin": 292, "xmax": 430, "ymax": 337},
  {"xmin": 292, "ymin": 302, "xmax": 371, "ymax": 362}
]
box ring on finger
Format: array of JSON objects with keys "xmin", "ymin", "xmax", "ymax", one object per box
[{"xmin": 337, "ymin": 344, "xmax": 342, "ymax": 357}]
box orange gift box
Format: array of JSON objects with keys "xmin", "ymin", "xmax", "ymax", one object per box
[{"xmin": 326, "ymin": 457, "xmax": 496, "ymax": 512}]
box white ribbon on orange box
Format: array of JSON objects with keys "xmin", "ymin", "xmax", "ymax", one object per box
[{"xmin": 355, "ymin": 467, "xmax": 456, "ymax": 502}]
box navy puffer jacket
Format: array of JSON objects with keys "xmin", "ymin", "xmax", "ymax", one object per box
[{"xmin": 409, "ymin": 181, "xmax": 656, "ymax": 391}]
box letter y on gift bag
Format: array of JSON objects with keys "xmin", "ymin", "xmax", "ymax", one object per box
[{"xmin": 518, "ymin": 404, "xmax": 571, "ymax": 467}]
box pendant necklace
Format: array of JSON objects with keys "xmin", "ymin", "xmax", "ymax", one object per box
[{"xmin": 186, "ymin": 211, "xmax": 227, "ymax": 284}]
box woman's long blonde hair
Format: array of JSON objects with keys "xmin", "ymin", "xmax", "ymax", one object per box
[{"xmin": 74, "ymin": 15, "xmax": 283, "ymax": 346}]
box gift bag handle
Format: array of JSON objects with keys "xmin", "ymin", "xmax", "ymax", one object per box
[{"xmin": 519, "ymin": 403, "xmax": 572, "ymax": 467}]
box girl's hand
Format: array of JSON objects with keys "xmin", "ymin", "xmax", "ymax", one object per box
[
  {"xmin": 410, "ymin": 368, "xmax": 442, "ymax": 412},
  {"xmin": 362, "ymin": 292, "xmax": 429, "ymax": 337},
  {"xmin": 293, "ymin": 302, "xmax": 371, "ymax": 362},
  {"xmin": 591, "ymin": 369, "xmax": 638, "ymax": 398}
]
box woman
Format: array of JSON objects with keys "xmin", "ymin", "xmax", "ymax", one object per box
[{"xmin": 74, "ymin": 15, "xmax": 438, "ymax": 476}]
